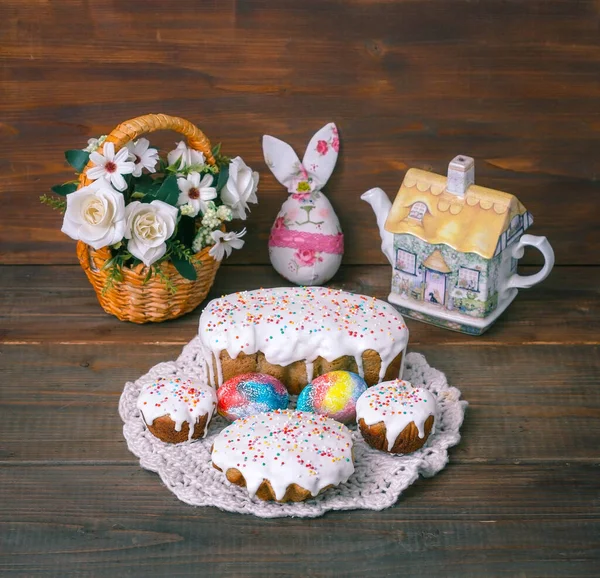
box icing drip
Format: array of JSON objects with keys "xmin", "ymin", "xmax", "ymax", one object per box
[
  {"xmin": 199, "ymin": 287, "xmax": 409, "ymax": 387},
  {"xmin": 137, "ymin": 376, "xmax": 217, "ymax": 441},
  {"xmin": 305, "ymin": 361, "xmax": 314, "ymax": 384},
  {"xmin": 214, "ymin": 352, "xmax": 223, "ymax": 387},
  {"xmin": 211, "ymin": 409, "xmax": 354, "ymax": 501},
  {"xmin": 354, "ymin": 354, "xmax": 364, "ymax": 378},
  {"xmin": 355, "ymin": 380, "xmax": 437, "ymax": 450}
]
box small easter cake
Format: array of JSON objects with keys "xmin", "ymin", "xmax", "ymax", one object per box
[
  {"xmin": 198, "ymin": 286, "xmax": 409, "ymax": 394},
  {"xmin": 296, "ymin": 371, "xmax": 367, "ymax": 424},
  {"xmin": 211, "ymin": 409, "xmax": 354, "ymax": 502},
  {"xmin": 137, "ymin": 376, "xmax": 217, "ymax": 444},
  {"xmin": 217, "ymin": 373, "xmax": 289, "ymax": 421},
  {"xmin": 356, "ymin": 380, "xmax": 437, "ymax": 454}
]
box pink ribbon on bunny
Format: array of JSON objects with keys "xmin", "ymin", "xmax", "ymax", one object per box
[
  {"xmin": 269, "ymin": 229, "xmax": 344, "ymax": 254},
  {"xmin": 263, "ymin": 123, "xmax": 344, "ymax": 285}
]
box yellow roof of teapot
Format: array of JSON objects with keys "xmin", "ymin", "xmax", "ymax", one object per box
[{"xmin": 384, "ymin": 156, "xmax": 530, "ymax": 260}]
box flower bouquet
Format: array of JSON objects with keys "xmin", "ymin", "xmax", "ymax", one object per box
[{"xmin": 41, "ymin": 114, "xmax": 258, "ymax": 323}]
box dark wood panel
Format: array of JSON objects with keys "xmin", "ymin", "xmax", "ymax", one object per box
[
  {"xmin": 0, "ymin": 0, "xmax": 598, "ymax": 265},
  {"xmin": 2, "ymin": 343, "xmax": 598, "ymax": 463},
  {"xmin": 0, "ymin": 265, "xmax": 597, "ymax": 346},
  {"xmin": 1, "ymin": 464, "xmax": 599, "ymax": 577}
]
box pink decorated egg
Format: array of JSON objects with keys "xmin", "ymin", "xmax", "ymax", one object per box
[
  {"xmin": 217, "ymin": 373, "xmax": 289, "ymax": 421},
  {"xmin": 296, "ymin": 371, "xmax": 367, "ymax": 424}
]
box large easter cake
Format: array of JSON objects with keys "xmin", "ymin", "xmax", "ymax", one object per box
[{"xmin": 198, "ymin": 286, "xmax": 409, "ymax": 394}]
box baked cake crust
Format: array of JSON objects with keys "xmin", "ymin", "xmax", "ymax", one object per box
[
  {"xmin": 199, "ymin": 287, "xmax": 409, "ymax": 393},
  {"xmin": 355, "ymin": 380, "xmax": 437, "ymax": 454},
  {"xmin": 147, "ymin": 414, "xmax": 210, "ymax": 444},
  {"xmin": 211, "ymin": 410, "xmax": 354, "ymax": 502},
  {"xmin": 137, "ymin": 376, "xmax": 217, "ymax": 444},
  {"xmin": 212, "ymin": 463, "xmax": 333, "ymax": 503},
  {"xmin": 358, "ymin": 415, "xmax": 435, "ymax": 454},
  {"xmin": 211, "ymin": 349, "xmax": 403, "ymax": 395}
]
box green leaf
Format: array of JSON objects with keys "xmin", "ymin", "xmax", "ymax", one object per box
[
  {"xmin": 144, "ymin": 174, "xmax": 179, "ymax": 206},
  {"xmin": 133, "ymin": 173, "xmax": 155, "ymax": 193},
  {"xmin": 65, "ymin": 150, "xmax": 90, "ymax": 173},
  {"xmin": 51, "ymin": 182, "xmax": 78, "ymax": 196},
  {"xmin": 171, "ymin": 256, "xmax": 197, "ymax": 281},
  {"xmin": 39, "ymin": 194, "xmax": 66, "ymax": 213},
  {"xmin": 211, "ymin": 143, "xmax": 222, "ymax": 157},
  {"xmin": 216, "ymin": 164, "xmax": 229, "ymax": 192},
  {"xmin": 176, "ymin": 215, "xmax": 196, "ymax": 247},
  {"xmin": 142, "ymin": 267, "xmax": 153, "ymax": 284}
]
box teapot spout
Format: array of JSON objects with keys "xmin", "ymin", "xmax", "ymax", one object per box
[{"xmin": 361, "ymin": 187, "xmax": 395, "ymax": 266}]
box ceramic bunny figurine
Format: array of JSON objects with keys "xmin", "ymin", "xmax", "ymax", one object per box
[{"xmin": 262, "ymin": 123, "xmax": 343, "ymax": 285}]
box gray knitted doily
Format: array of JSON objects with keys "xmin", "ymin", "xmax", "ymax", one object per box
[{"xmin": 119, "ymin": 337, "xmax": 468, "ymax": 518}]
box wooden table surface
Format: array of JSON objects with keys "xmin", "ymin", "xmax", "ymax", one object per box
[{"xmin": 1, "ymin": 1, "xmax": 599, "ymax": 576}]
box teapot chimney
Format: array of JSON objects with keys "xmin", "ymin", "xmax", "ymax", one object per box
[{"xmin": 447, "ymin": 155, "xmax": 474, "ymax": 197}]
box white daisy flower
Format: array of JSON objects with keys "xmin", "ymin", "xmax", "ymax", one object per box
[
  {"xmin": 87, "ymin": 142, "xmax": 135, "ymax": 191},
  {"xmin": 126, "ymin": 138, "xmax": 159, "ymax": 177},
  {"xmin": 209, "ymin": 228, "xmax": 246, "ymax": 261},
  {"xmin": 167, "ymin": 141, "xmax": 205, "ymax": 171},
  {"xmin": 176, "ymin": 172, "xmax": 216, "ymax": 215}
]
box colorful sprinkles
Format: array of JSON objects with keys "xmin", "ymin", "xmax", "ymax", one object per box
[
  {"xmin": 211, "ymin": 409, "xmax": 354, "ymax": 500},
  {"xmin": 137, "ymin": 376, "xmax": 217, "ymax": 441},
  {"xmin": 355, "ymin": 379, "xmax": 437, "ymax": 451},
  {"xmin": 199, "ymin": 287, "xmax": 409, "ymax": 386}
]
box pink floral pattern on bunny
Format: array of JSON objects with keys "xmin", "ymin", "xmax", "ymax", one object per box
[
  {"xmin": 263, "ymin": 122, "xmax": 343, "ymax": 285},
  {"xmin": 294, "ymin": 248, "xmax": 323, "ymax": 268},
  {"xmin": 316, "ymin": 140, "xmax": 329, "ymax": 155}
]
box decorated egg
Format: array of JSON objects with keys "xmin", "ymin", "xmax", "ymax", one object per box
[
  {"xmin": 296, "ymin": 371, "xmax": 367, "ymax": 424},
  {"xmin": 217, "ymin": 373, "xmax": 289, "ymax": 421},
  {"xmin": 263, "ymin": 122, "xmax": 344, "ymax": 285}
]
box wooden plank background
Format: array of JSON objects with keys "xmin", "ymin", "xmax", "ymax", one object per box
[
  {"xmin": 1, "ymin": 0, "xmax": 599, "ymax": 266},
  {"xmin": 1, "ymin": 1, "xmax": 599, "ymax": 576}
]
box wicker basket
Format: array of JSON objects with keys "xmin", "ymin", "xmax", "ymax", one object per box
[{"xmin": 76, "ymin": 113, "xmax": 221, "ymax": 324}]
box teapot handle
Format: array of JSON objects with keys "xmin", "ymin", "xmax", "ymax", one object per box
[{"xmin": 504, "ymin": 234, "xmax": 555, "ymax": 290}]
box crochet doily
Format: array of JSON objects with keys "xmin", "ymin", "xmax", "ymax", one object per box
[{"xmin": 119, "ymin": 337, "xmax": 468, "ymax": 518}]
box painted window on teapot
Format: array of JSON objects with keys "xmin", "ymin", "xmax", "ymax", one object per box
[
  {"xmin": 507, "ymin": 214, "xmax": 522, "ymax": 242},
  {"xmin": 408, "ymin": 202, "xmax": 427, "ymax": 222},
  {"xmin": 458, "ymin": 267, "xmax": 480, "ymax": 292},
  {"xmin": 396, "ymin": 248, "xmax": 417, "ymax": 275}
]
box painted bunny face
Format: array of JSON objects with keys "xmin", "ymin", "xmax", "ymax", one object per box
[{"xmin": 263, "ymin": 123, "xmax": 344, "ymax": 286}]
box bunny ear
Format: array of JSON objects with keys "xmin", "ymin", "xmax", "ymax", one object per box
[
  {"xmin": 262, "ymin": 135, "xmax": 304, "ymax": 191},
  {"xmin": 302, "ymin": 122, "xmax": 339, "ymax": 190}
]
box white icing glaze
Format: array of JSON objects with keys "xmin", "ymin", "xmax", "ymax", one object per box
[
  {"xmin": 305, "ymin": 361, "xmax": 314, "ymax": 384},
  {"xmin": 198, "ymin": 287, "xmax": 409, "ymax": 387},
  {"xmin": 211, "ymin": 409, "xmax": 354, "ymax": 501},
  {"xmin": 355, "ymin": 380, "xmax": 437, "ymax": 451},
  {"xmin": 137, "ymin": 376, "xmax": 217, "ymax": 441}
]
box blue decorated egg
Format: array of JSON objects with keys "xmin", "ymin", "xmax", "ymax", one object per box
[{"xmin": 217, "ymin": 373, "xmax": 289, "ymax": 421}]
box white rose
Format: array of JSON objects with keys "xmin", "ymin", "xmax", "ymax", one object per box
[
  {"xmin": 61, "ymin": 180, "xmax": 126, "ymax": 250},
  {"xmin": 220, "ymin": 156, "xmax": 259, "ymax": 220},
  {"xmin": 167, "ymin": 141, "xmax": 205, "ymax": 171},
  {"xmin": 124, "ymin": 200, "xmax": 178, "ymax": 267}
]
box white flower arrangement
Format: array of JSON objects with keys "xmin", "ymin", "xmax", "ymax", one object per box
[{"xmin": 42, "ymin": 138, "xmax": 258, "ymax": 290}]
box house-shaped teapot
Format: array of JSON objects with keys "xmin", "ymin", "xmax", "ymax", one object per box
[{"xmin": 362, "ymin": 155, "xmax": 554, "ymax": 335}]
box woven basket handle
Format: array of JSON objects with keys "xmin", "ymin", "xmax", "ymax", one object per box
[{"xmin": 79, "ymin": 113, "xmax": 215, "ymax": 187}]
